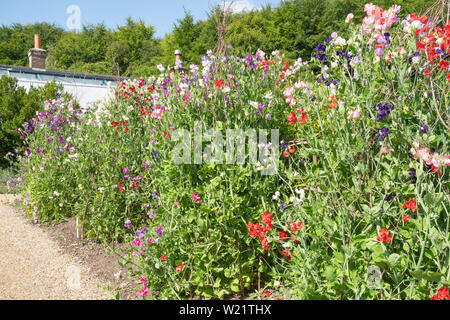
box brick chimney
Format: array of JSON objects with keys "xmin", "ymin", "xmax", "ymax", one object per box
[{"xmin": 28, "ymin": 34, "xmax": 47, "ymax": 69}]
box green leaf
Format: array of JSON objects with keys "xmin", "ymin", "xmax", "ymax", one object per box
[
  {"xmin": 410, "ymin": 270, "xmax": 424, "ymax": 280},
  {"xmin": 424, "ymin": 272, "xmax": 444, "ymax": 282},
  {"xmin": 388, "ymin": 253, "xmax": 401, "ymax": 267}
]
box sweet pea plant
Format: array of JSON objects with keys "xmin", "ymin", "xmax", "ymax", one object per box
[{"xmin": 11, "ymin": 3, "xmax": 449, "ymax": 300}]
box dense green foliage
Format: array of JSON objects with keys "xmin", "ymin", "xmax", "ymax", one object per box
[
  {"xmin": 0, "ymin": 0, "xmax": 435, "ymax": 77},
  {"xmin": 0, "ymin": 76, "xmax": 67, "ymax": 168}
]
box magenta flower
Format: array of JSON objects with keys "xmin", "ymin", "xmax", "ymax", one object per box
[{"xmin": 192, "ymin": 193, "xmax": 201, "ymax": 204}]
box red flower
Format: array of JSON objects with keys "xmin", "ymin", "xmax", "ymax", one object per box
[
  {"xmin": 299, "ymin": 112, "xmax": 308, "ymax": 124},
  {"xmin": 290, "ymin": 221, "xmax": 303, "ymax": 233},
  {"xmin": 261, "ymin": 211, "xmax": 273, "ymax": 227},
  {"xmin": 283, "ymin": 152, "xmax": 290, "ymax": 158},
  {"xmin": 431, "ymin": 286, "xmax": 449, "ymax": 300},
  {"xmin": 262, "ymin": 290, "xmax": 271, "ymax": 297},
  {"xmin": 403, "ymin": 198, "xmax": 417, "ymax": 212},
  {"xmin": 403, "ymin": 215, "xmax": 410, "ymax": 223},
  {"xmin": 260, "ymin": 237, "xmax": 271, "ymax": 250},
  {"xmin": 447, "ymin": 73, "xmax": 450, "ymax": 81},
  {"xmin": 439, "ymin": 60, "xmax": 449, "ymax": 71},
  {"xmin": 176, "ymin": 262, "xmax": 183, "ymax": 273},
  {"xmin": 161, "ymin": 254, "xmax": 166, "ymax": 261},
  {"xmin": 289, "ymin": 146, "xmax": 295, "ymax": 154},
  {"xmin": 328, "ymin": 96, "xmax": 338, "ymax": 109},
  {"xmin": 424, "ymin": 69, "xmax": 430, "ymax": 76},
  {"xmin": 287, "ymin": 112, "xmax": 297, "ymax": 125},
  {"xmin": 281, "ymin": 249, "xmax": 292, "ymax": 262},
  {"xmin": 279, "ymin": 231, "xmax": 288, "ymax": 242},
  {"xmin": 214, "ymin": 79, "xmax": 225, "ymax": 89},
  {"xmin": 246, "ymin": 222, "xmax": 261, "ymax": 239},
  {"xmin": 377, "ymin": 228, "xmax": 392, "ymax": 244}
]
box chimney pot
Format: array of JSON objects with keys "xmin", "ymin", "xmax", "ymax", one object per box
[{"xmin": 34, "ymin": 34, "xmax": 41, "ymax": 49}]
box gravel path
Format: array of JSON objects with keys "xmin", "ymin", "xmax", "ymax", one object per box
[{"xmin": 0, "ymin": 195, "xmax": 113, "ymax": 300}]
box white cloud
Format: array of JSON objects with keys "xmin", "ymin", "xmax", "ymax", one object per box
[{"xmin": 222, "ymin": 0, "xmax": 258, "ymax": 13}]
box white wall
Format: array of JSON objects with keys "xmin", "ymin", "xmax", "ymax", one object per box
[{"xmin": 0, "ymin": 68, "xmax": 118, "ymax": 108}]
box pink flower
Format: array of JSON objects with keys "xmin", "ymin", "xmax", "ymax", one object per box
[
  {"xmin": 283, "ymin": 87, "xmax": 295, "ymax": 97},
  {"xmin": 347, "ymin": 109, "xmax": 360, "ymax": 120},
  {"xmin": 444, "ymin": 155, "xmax": 450, "ymax": 166},
  {"xmin": 379, "ymin": 147, "xmax": 390, "ymax": 155},
  {"xmin": 285, "ymin": 96, "xmax": 296, "ymax": 106},
  {"xmin": 345, "ymin": 13, "xmax": 354, "ymax": 24},
  {"xmin": 139, "ymin": 287, "xmax": 149, "ymax": 297},
  {"xmin": 416, "ymin": 148, "xmax": 430, "ymax": 162},
  {"xmin": 426, "ymin": 155, "xmax": 440, "ymax": 168},
  {"xmin": 140, "ymin": 276, "xmax": 148, "ymax": 284},
  {"xmin": 192, "ymin": 193, "xmax": 201, "ymax": 204}
]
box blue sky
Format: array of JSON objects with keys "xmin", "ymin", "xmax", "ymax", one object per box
[{"xmin": 0, "ymin": 0, "xmax": 281, "ymax": 38}]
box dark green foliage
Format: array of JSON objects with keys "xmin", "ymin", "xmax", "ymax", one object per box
[{"xmin": 0, "ymin": 76, "xmax": 67, "ymax": 168}]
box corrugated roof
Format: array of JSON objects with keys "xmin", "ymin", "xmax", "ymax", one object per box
[{"xmin": 0, "ymin": 64, "xmax": 129, "ymax": 82}]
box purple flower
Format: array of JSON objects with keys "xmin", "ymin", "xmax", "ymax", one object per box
[
  {"xmin": 420, "ymin": 124, "xmax": 429, "ymax": 134},
  {"xmin": 385, "ymin": 192, "xmax": 396, "ymax": 202},
  {"xmin": 155, "ymin": 226, "xmax": 165, "ymax": 237},
  {"xmin": 124, "ymin": 168, "xmax": 130, "ymax": 174},
  {"xmin": 378, "ymin": 127, "xmax": 390, "ymax": 141},
  {"xmin": 374, "ymin": 103, "xmax": 394, "ymax": 121},
  {"xmin": 124, "ymin": 220, "xmax": 133, "ymax": 229}
]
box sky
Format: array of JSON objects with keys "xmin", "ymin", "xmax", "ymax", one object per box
[{"xmin": 0, "ymin": 0, "xmax": 282, "ymax": 38}]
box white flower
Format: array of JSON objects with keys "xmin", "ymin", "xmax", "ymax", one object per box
[
  {"xmin": 222, "ymin": 87, "xmax": 231, "ymax": 93},
  {"xmin": 282, "ymin": 242, "xmax": 291, "ymax": 248},
  {"xmin": 98, "ymin": 187, "xmax": 105, "ymax": 192},
  {"xmin": 157, "ymin": 64, "xmax": 165, "ymax": 72},
  {"xmin": 272, "ymin": 191, "xmax": 280, "ymax": 200},
  {"xmin": 335, "ymin": 37, "xmax": 347, "ymax": 46},
  {"xmin": 54, "ymin": 191, "xmax": 60, "ymax": 196},
  {"xmin": 250, "ymin": 101, "xmax": 259, "ymax": 108}
]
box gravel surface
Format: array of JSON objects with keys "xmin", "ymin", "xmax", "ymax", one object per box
[{"xmin": 0, "ymin": 195, "xmax": 113, "ymax": 300}]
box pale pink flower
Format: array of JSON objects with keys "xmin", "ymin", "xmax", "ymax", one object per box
[
  {"xmin": 444, "ymin": 155, "xmax": 450, "ymax": 166},
  {"xmin": 347, "ymin": 109, "xmax": 361, "ymax": 120},
  {"xmin": 426, "ymin": 155, "xmax": 440, "ymax": 168},
  {"xmin": 286, "ymin": 96, "xmax": 296, "ymax": 106},
  {"xmin": 416, "ymin": 148, "xmax": 430, "ymax": 162},
  {"xmin": 379, "ymin": 147, "xmax": 390, "ymax": 154},
  {"xmin": 283, "ymin": 87, "xmax": 295, "ymax": 97},
  {"xmin": 345, "ymin": 13, "xmax": 354, "ymax": 24}
]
